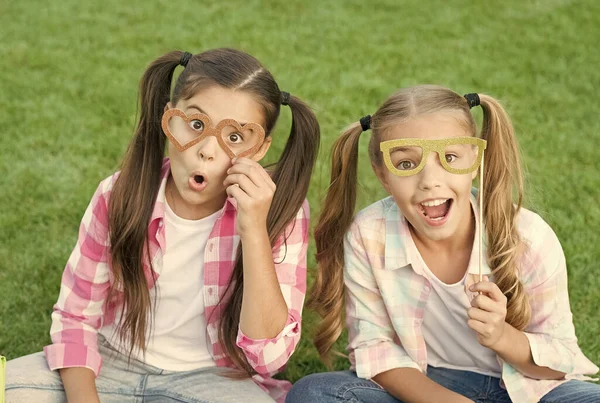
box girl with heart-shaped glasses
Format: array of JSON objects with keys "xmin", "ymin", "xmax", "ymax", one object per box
[
  {"xmin": 6, "ymin": 48, "xmax": 320, "ymax": 403},
  {"xmin": 287, "ymin": 85, "xmax": 599, "ymax": 403}
]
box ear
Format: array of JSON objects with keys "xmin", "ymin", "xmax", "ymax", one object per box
[
  {"xmin": 372, "ymin": 162, "xmax": 392, "ymax": 195},
  {"xmin": 251, "ymin": 137, "xmax": 273, "ymax": 162}
]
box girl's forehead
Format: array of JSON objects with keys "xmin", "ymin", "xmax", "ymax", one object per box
[
  {"xmin": 178, "ymin": 86, "xmax": 265, "ymax": 127},
  {"xmin": 382, "ymin": 112, "xmax": 470, "ymax": 141}
]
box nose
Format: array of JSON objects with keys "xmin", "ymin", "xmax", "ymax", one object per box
[
  {"xmin": 417, "ymin": 152, "xmax": 444, "ymax": 190},
  {"xmin": 195, "ymin": 135, "xmax": 218, "ymax": 161}
]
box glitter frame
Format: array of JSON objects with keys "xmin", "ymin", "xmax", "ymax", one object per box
[
  {"xmin": 161, "ymin": 108, "xmax": 266, "ymax": 159},
  {"xmin": 379, "ymin": 136, "xmax": 487, "ymax": 177}
]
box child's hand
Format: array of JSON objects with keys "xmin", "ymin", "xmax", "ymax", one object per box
[
  {"xmin": 466, "ymin": 276, "xmax": 508, "ymax": 349},
  {"xmin": 223, "ymin": 157, "xmax": 275, "ymax": 236}
]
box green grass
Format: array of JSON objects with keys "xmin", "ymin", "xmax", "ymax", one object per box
[{"xmin": 1, "ymin": 0, "xmax": 599, "ymax": 383}]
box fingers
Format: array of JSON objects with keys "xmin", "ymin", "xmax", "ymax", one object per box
[
  {"xmin": 223, "ymin": 173, "xmax": 260, "ymax": 197},
  {"xmin": 467, "ymin": 307, "xmax": 489, "ymax": 322},
  {"xmin": 230, "ymin": 158, "xmax": 276, "ymax": 191},
  {"xmin": 467, "ymin": 319, "xmax": 491, "ymax": 336},
  {"xmin": 471, "ymin": 293, "xmax": 507, "ymax": 316},
  {"xmin": 225, "ymin": 182, "xmax": 251, "ymax": 203},
  {"xmin": 469, "ymin": 277, "xmax": 507, "ymax": 304},
  {"xmin": 224, "ymin": 158, "xmax": 276, "ymax": 209}
]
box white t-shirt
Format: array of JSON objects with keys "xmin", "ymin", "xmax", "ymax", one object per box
[
  {"xmin": 101, "ymin": 199, "xmax": 219, "ymax": 371},
  {"xmin": 419, "ymin": 223, "xmax": 502, "ymax": 377}
]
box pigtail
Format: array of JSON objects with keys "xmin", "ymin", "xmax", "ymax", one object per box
[
  {"xmin": 218, "ymin": 94, "xmax": 321, "ymax": 376},
  {"xmin": 267, "ymin": 95, "xmax": 321, "ymax": 239},
  {"xmin": 108, "ymin": 50, "xmax": 185, "ymax": 358},
  {"xmin": 309, "ymin": 122, "xmax": 364, "ymax": 366},
  {"xmin": 479, "ymin": 94, "xmax": 531, "ymax": 330}
]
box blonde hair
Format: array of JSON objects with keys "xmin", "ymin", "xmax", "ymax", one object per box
[{"xmin": 309, "ymin": 85, "xmax": 530, "ymax": 364}]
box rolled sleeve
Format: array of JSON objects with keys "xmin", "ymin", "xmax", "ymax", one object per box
[
  {"xmin": 236, "ymin": 200, "xmax": 308, "ymax": 376},
  {"xmin": 44, "ymin": 342, "xmax": 103, "ymax": 376},
  {"xmin": 519, "ymin": 217, "xmax": 599, "ymax": 377},
  {"xmin": 43, "ymin": 178, "xmax": 113, "ymax": 377},
  {"xmin": 524, "ymin": 332, "xmax": 578, "ymax": 374},
  {"xmin": 345, "ymin": 225, "xmax": 419, "ymax": 379},
  {"xmin": 236, "ymin": 315, "xmax": 300, "ymax": 376}
]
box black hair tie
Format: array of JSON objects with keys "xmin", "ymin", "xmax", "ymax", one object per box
[
  {"xmin": 180, "ymin": 52, "xmax": 193, "ymax": 68},
  {"xmin": 281, "ymin": 91, "xmax": 291, "ymax": 106},
  {"xmin": 359, "ymin": 115, "xmax": 372, "ymax": 131},
  {"xmin": 464, "ymin": 93, "xmax": 480, "ymax": 109}
]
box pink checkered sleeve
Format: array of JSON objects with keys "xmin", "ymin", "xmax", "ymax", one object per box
[
  {"xmin": 43, "ymin": 177, "xmax": 114, "ymax": 376},
  {"xmin": 519, "ymin": 218, "xmax": 599, "ymax": 376},
  {"xmin": 236, "ymin": 200, "xmax": 309, "ymax": 376},
  {"xmin": 344, "ymin": 222, "xmax": 421, "ymax": 380}
]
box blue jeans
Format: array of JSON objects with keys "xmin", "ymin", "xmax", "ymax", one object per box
[
  {"xmin": 6, "ymin": 335, "xmax": 274, "ymax": 403},
  {"xmin": 286, "ymin": 367, "xmax": 600, "ymax": 403}
]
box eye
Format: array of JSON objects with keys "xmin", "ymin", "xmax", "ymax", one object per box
[
  {"xmin": 445, "ymin": 154, "xmax": 457, "ymax": 163},
  {"xmin": 228, "ymin": 132, "xmax": 244, "ymax": 143},
  {"xmin": 397, "ymin": 160, "xmax": 416, "ymax": 170},
  {"xmin": 189, "ymin": 119, "xmax": 204, "ymax": 132}
]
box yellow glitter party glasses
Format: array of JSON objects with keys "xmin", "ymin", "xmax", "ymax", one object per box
[
  {"xmin": 380, "ymin": 137, "xmax": 487, "ymax": 177},
  {"xmin": 161, "ymin": 108, "xmax": 266, "ymax": 159}
]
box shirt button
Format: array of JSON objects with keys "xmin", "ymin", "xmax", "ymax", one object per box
[
  {"xmin": 208, "ymin": 243, "xmax": 214, "ymax": 252},
  {"xmin": 158, "ymin": 221, "xmax": 163, "ymax": 227},
  {"xmin": 208, "ymin": 288, "xmax": 214, "ymax": 295}
]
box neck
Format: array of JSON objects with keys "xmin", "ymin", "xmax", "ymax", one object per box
[{"xmin": 166, "ymin": 176, "xmax": 225, "ymax": 220}]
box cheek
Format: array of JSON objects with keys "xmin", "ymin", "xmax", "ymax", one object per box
[
  {"xmin": 386, "ymin": 176, "xmax": 417, "ymax": 203},
  {"xmin": 451, "ymin": 174, "xmax": 475, "ymax": 196},
  {"xmin": 167, "ymin": 142, "xmax": 183, "ymax": 161}
]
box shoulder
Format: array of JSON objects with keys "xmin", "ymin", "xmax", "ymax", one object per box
[
  {"xmin": 96, "ymin": 171, "xmax": 120, "ymax": 195},
  {"xmin": 346, "ymin": 196, "xmax": 404, "ymax": 261},
  {"xmin": 350, "ymin": 196, "xmax": 401, "ymax": 240},
  {"xmin": 84, "ymin": 171, "xmax": 120, "ymax": 214},
  {"xmin": 516, "ymin": 207, "xmax": 565, "ymax": 285},
  {"xmin": 273, "ymin": 199, "xmax": 310, "ymax": 250},
  {"xmin": 92, "ymin": 158, "xmax": 168, "ymax": 204},
  {"xmin": 517, "ymin": 207, "xmax": 561, "ymax": 252},
  {"xmin": 289, "ymin": 198, "xmax": 310, "ymax": 228}
]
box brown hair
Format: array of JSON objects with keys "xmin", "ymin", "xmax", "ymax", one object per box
[
  {"xmin": 107, "ymin": 49, "xmax": 320, "ymax": 375},
  {"xmin": 310, "ymin": 85, "xmax": 529, "ymax": 363}
]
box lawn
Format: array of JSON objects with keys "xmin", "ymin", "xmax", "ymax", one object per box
[{"xmin": 1, "ymin": 0, "xmax": 599, "ymax": 384}]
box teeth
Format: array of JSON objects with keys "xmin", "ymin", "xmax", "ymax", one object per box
[{"xmin": 420, "ymin": 199, "xmax": 448, "ymax": 207}]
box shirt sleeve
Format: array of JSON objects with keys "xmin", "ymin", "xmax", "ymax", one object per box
[
  {"xmin": 345, "ymin": 223, "xmax": 421, "ymax": 380},
  {"xmin": 236, "ymin": 199, "xmax": 309, "ymax": 377},
  {"xmin": 43, "ymin": 178, "xmax": 113, "ymax": 377},
  {"xmin": 518, "ymin": 218, "xmax": 599, "ymax": 376}
]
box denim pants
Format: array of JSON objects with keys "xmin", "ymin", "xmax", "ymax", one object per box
[
  {"xmin": 5, "ymin": 335, "xmax": 274, "ymax": 403},
  {"xmin": 285, "ymin": 367, "xmax": 600, "ymax": 403}
]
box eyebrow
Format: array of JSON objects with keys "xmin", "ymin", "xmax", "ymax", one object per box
[
  {"xmin": 187, "ymin": 104, "xmax": 248, "ymax": 126},
  {"xmin": 187, "ymin": 104, "xmax": 206, "ymax": 114}
]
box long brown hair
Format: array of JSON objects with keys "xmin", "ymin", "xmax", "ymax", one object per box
[
  {"xmin": 107, "ymin": 49, "xmax": 320, "ymax": 375},
  {"xmin": 310, "ymin": 85, "xmax": 529, "ymax": 363}
]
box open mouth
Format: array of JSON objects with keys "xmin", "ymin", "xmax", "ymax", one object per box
[
  {"xmin": 417, "ymin": 198, "xmax": 453, "ymax": 223},
  {"xmin": 188, "ymin": 172, "xmax": 208, "ymax": 192}
]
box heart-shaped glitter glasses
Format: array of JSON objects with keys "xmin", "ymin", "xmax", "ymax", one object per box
[{"xmin": 161, "ymin": 108, "xmax": 266, "ymax": 159}]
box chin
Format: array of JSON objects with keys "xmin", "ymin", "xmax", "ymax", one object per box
[{"xmin": 411, "ymin": 218, "xmax": 457, "ymax": 241}]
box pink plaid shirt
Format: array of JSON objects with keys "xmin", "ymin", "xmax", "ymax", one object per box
[
  {"xmin": 345, "ymin": 194, "xmax": 598, "ymax": 403},
  {"xmin": 44, "ymin": 158, "xmax": 308, "ymax": 402}
]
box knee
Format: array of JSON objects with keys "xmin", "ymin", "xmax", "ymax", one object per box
[{"xmin": 286, "ymin": 372, "xmax": 345, "ymax": 403}]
